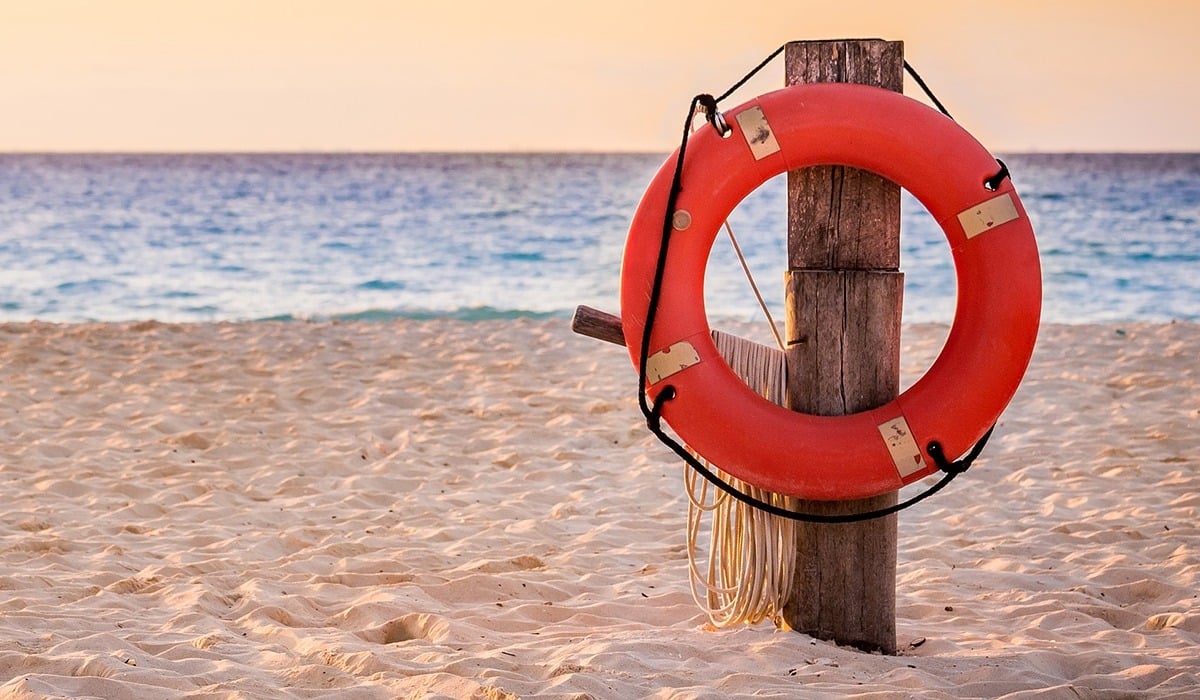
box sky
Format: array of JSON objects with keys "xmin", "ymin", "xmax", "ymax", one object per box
[{"xmin": 1, "ymin": 0, "xmax": 1196, "ymax": 153}]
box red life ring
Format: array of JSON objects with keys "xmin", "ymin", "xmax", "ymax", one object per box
[{"xmin": 620, "ymin": 83, "xmax": 1041, "ymax": 501}]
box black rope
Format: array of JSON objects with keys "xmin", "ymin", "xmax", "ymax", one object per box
[
  {"xmin": 646, "ymin": 384, "xmax": 995, "ymax": 523},
  {"xmin": 905, "ymin": 60, "xmax": 1011, "ymax": 191},
  {"xmin": 903, "ymin": 60, "xmax": 954, "ymax": 119},
  {"xmin": 636, "ymin": 48, "xmax": 788, "ymax": 427},
  {"xmin": 636, "ymin": 94, "xmax": 706, "ymax": 425},
  {"xmin": 715, "ymin": 44, "xmax": 787, "ymax": 103},
  {"xmin": 635, "ymin": 46, "xmax": 1006, "ymax": 524}
]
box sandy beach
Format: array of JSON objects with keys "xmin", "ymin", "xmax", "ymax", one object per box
[{"xmin": 0, "ymin": 318, "xmax": 1196, "ymax": 699}]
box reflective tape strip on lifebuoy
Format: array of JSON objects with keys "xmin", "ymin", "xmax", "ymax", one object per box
[{"xmin": 619, "ymin": 83, "xmax": 1041, "ymax": 501}]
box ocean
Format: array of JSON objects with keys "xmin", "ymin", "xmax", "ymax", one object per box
[{"xmin": 0, "ymin": 152, "xmax": 1196, "ymax": 325}]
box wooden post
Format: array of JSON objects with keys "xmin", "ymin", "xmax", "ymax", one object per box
[{"xmin": 780, "ymin": 39, "xmax": 903, "ymax": 655}]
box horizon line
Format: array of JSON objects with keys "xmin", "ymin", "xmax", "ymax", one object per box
[{"xmin": 3, "ymin": 148, "xmax": 1199, "ymax": 157}]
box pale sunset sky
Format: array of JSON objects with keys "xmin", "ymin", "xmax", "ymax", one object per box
[{"xmin": 1, "ymin": 0, "xmax": 1195, "ymax": 153}]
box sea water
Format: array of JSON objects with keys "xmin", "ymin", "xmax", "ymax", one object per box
[{"xmin": 0, "ymin": 152, "xmax": 1196, "ymax": 324}]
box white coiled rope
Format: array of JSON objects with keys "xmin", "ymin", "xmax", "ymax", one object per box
[
  {"xmin": 667, "ymin": 191, "xmax": 797, "ymax": 628},
  {"xmin": 686, "ymin": 328, "xmax": 797, "ymax": 628}
]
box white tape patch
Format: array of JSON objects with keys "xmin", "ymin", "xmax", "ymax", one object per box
[
  {"xmin": 645, "ymin": 341, "xmax": 701, "ymax": 384},
  {"xmin": 877, "ymin": 416, "xmax": 927, "ymax": 478},
  {"xmin": 734, "ymin": 106, "xmax": 781, "ymax": 161},
  {"xmin": 957, "ymin": 192, "xmax": 1020, "ymax": 239}
]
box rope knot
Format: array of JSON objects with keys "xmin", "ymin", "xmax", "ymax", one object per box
[
  {"xmin": 646, "ymin": 385, "xmax": 677, "ymax": 431},
  {"xmin": 695, "ymin": 94, "xmax": 730, "ymax": 136},
  {"xmin": 927, "ymin": 425, "xmax": 995, "ymax": 476},
  {"xmin": 926, "ymin": 441, "xmax": 968, "ymax": 475},
  {"xmin": 985, "ymin": 159, "xmax": 1011, "ymax": 191}
]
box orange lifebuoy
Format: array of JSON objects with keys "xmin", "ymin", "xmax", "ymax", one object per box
[{"xmin": 620, "ymin": 83, "xmax": 1041, "ymax": 501}]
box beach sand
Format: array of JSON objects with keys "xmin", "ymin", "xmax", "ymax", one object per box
[{"xmin": 0, "ymin": 318, "xmax": 1196, "ymax": 699}]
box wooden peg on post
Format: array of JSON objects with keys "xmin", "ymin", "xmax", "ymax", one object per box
[
  {"xmin": 780, "ymin": 39, "xmax": 904, "ymax": 655},
  {"xmin": 571, "ymin": 305, "xmax": 625, "ymax": 347}
]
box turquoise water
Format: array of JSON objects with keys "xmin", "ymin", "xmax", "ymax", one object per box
[{"xmin": 0, "ymin": 153, "xmax": 1196, "ymax": 324}]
